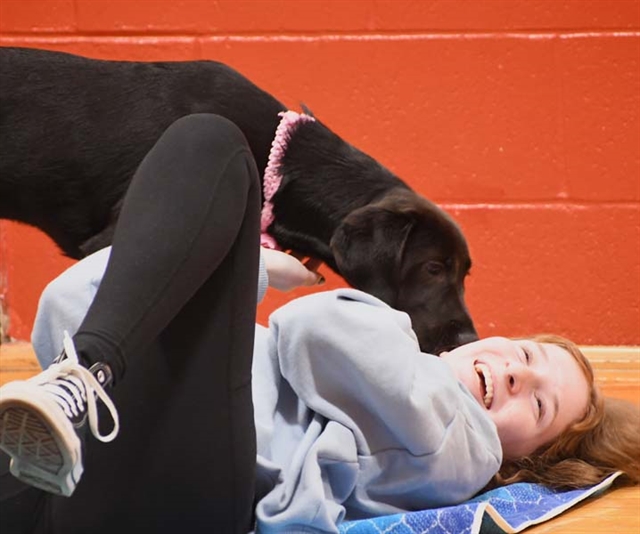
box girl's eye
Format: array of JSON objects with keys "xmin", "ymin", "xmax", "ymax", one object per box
[
  {"xmin": 523, "ymin": 348, "xmax": 531, "ymax": 364},
  {"xmin": 536, "ymin": 397, "xmax": 544, "ymax": 420}
]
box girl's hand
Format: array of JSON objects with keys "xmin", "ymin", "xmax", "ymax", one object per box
[{"xmin": 262, "ymin": 248, "xmax": 324, "ymax": 292}]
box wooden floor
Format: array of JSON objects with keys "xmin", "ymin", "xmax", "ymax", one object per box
[{"xmin": 1, "ymin": 342, "xmax": 639, "ymax": 533}]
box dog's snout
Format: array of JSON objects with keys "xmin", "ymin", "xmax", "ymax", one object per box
[
  {"xmin": 430, "ymin": 320, "xmax": 478, "ymax": 354},
  {"xmin": 449, "ymin": 318, "xmax": 479, "ymax": 345},
  {"xmin": 455, "ymin": 329, "xmax": 479, "ymax": 347}
]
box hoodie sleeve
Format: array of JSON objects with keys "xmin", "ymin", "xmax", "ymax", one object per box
[
  {"xmin": 266, "ymin": 288, "xmax": 502, "ymax": 520},
  {"xmin": 32, "ymin": 247, "xmax": 112, "ymax": 368}
]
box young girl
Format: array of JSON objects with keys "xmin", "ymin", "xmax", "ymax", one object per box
[{"xmin": 0, "ymin": 114, "xmax": 637, "ymax": 534}]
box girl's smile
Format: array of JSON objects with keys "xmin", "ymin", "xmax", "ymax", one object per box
[{"xmin": 441, "ymin": 337, "xmax": 590, "ymax": 458}]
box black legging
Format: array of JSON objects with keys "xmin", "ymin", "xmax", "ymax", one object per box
[{"xmin": 1, "ymin": 114, "xmax": 261, "ymax": 534}]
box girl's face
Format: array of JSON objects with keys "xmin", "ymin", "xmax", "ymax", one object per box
[{"xmin": 440, "ymin": 337, "xmax": 590, "ymax": 459}]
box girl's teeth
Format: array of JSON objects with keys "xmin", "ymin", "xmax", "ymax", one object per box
[{"xmin": 474, "ymin": 363, "xmax": 494, "ymax": 409}]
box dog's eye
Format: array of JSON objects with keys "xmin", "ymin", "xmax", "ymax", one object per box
[{"xmin": 425, "ymin": 261, "xmax": 444, "ymax": 275}]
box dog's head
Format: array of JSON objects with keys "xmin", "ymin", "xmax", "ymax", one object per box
[{"xmin": 330, "ymin": 188, "xmax": 477, "ymax": 354}]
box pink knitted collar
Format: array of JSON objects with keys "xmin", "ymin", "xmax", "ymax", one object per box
[{"xmin": 260, "ymin": 110, "xmax": 316, "ymax": 249}]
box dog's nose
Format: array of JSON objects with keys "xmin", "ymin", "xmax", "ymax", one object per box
[
  {"xmin": 447, "ymin": 320, "xmax": 478, "ymax": 347},
  {"xmin": 455, "ymin": 329, "xmax": 479, "ymax": 347},
  {"xmin": 422, "ymin": 321, "xmax": 479, "ymax": 355}
]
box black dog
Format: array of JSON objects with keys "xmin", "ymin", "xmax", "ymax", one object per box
[{"xmin": 0, "ymin": 47, "xmax": 477, "ymax": 353}]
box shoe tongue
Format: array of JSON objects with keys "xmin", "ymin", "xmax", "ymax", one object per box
[{"xmin": 52, "ymin": 350, "xmax": 68, "ymax": 365}]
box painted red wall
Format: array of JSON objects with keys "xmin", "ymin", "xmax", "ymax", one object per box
[{"xmin": 1, "ymin": 0, "xmax": 639, "ymax": 346}]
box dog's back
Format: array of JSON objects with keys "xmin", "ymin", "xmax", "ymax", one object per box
[
  {"xmin": 0, "ymin": 47, "xmax": 284, "ymax": 257},
  {"xmin": 0, "ymin": 47, "xmax": 478, "ymax": 353}
]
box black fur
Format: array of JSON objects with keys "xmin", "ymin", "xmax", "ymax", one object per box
[{"xmin": 0, "ymin": 47, "xmax": 477, "ymax": 353}]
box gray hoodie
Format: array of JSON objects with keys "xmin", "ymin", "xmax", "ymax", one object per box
[{"xmin": 32, "ymin": 248, "xmax": 502, "ymax": 533}]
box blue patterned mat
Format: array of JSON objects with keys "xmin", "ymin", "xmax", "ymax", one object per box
[{"xmin": 338, "ymin": 472, "xmax": 622, "ymax": 534}]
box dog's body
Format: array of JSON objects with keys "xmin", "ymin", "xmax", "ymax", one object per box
[{"xmin": 0, "ymin": 47, "xmax": 477, "ymax": 353}]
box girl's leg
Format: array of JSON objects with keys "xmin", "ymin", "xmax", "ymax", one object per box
[
  {"xmin": 0, "ymin": 451, "xmax": 46, "ymax": 534},
  {"xmin": 1, "ymin": 114, "xmax": 262, "ymax": 533}
]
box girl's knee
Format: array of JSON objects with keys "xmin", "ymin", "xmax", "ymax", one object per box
[{"xmin": 163, "ymin": 113, "xmax": 251, "ymax": 156}]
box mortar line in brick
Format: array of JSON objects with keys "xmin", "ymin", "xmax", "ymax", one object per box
[
  {"xmin": 441, "ymin": 202, "xmax": 640, "ymax": 210},
  {"xmin": 0, "ymin": 36, "xmax": 199, "ymax": 46},
  {"xmin": 0, "ymin": 30, "xmax": 638, "ymax": 41}
]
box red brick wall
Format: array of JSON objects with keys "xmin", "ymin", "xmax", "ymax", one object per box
[{"xmin": 1, "ymin": 0, "xmax": 639, "ymax": 345}]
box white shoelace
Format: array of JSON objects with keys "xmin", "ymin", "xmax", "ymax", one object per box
[{"xmin": 35, "ymin": 331, "xmax": 120, "ymax": 443}]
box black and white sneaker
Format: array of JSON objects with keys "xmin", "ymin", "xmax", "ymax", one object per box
[{"xmin": 0, "ymin": 331, "xmax": 119, "ymax": 496}]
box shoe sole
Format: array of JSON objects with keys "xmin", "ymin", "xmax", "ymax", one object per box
[{"xmin": 0, "ymin": 384, "xmax": 82, "ymax": 496}]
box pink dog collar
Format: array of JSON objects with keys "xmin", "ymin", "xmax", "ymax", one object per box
[{"xmin": 260, "ymin": 110, "xmax": 316, "ymax": 249}]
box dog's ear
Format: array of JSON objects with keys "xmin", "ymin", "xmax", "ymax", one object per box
[
  {"xmin": 330, "ymin": 191, "xmax": 418, "ymax": 304},
  {"xmin": 299, "ymin": 103, "xmax": 315, "ymax": 117}
]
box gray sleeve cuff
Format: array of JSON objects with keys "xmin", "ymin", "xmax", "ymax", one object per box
[{"xmin": 257, "ymin": 249, "xmax": 269, "ymax": 303}]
